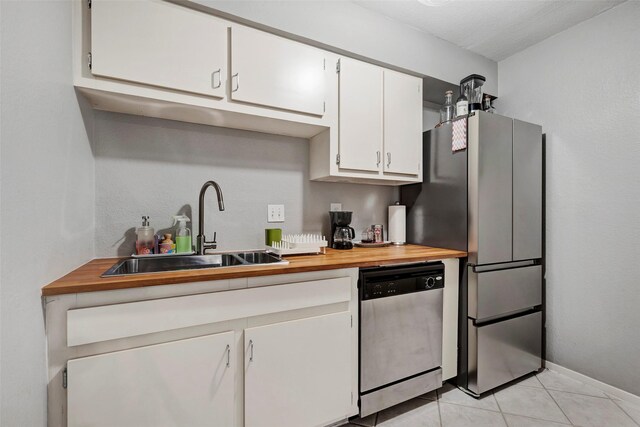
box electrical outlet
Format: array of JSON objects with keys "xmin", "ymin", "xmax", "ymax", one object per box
[
  {"xmin": 330, "ymin": 203, "xmax": 342, "ymax": 212},
  {"xmin": 267, "ymin": 204, "xmax": 285, "ymax": 223}
]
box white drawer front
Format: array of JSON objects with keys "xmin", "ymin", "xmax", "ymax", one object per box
[{"xmin": 67, "ymin": 276, "xmax": 351, "ymax": 347}]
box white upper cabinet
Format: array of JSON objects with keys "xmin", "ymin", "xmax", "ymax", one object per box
[
  {"xmin": 314, "ymin": 56, "xmax": 423, "ymax": 184},
  {"xmin": 244, "ymin": 313, "xmax": 352, "ymax": 427},
  {"xmin": 81, "ymin": 1, "xmax": 422, "ymax": 184},
  {"xmin": 230, "ymin": 25, "xmax": 326, "ymax": 116},
  {"xmin": 91, "ymin": 0, "xmax": 227, "ymax": 97},
  {"xmin": 337, "ymin": 57, "xmax": 384, "ymax": 173},
  {"xmin": 383, "ymin": 70, "xmax": 423, "ymax": 176},
  {"xmin": 67, "ymin": 332, "xmax": 235, "ymax": 427}
]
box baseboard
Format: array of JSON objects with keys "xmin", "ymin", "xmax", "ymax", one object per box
[{"xmin": 545, "ymin": 361, "xmax": 640, "ymax": 406}]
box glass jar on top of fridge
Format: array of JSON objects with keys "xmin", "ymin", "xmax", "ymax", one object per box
[{"xmin": 439, "ymin": 90, "xmax": 455, "ymax": 124}]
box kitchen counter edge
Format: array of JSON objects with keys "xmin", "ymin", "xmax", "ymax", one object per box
[{"xmin": 41, "ymin": 245, "xmax": 466, "ymax": 296}]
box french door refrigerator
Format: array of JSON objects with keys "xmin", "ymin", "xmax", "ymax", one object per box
[{"xmin": 401, "ymin": 111, "xmax": 543, "ymax": 396}]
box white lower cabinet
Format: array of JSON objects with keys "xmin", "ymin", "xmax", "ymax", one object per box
[
  {"xmin": 52, "ymin": 271, "xmax": 359, "ymax": 427},
  {"xmin": 67, "ymin": 331, "xmax": 235, "ymax": 427},
  {"xmin": 244, "ymin": 312, "xmax": 353, "ymax": 427}
]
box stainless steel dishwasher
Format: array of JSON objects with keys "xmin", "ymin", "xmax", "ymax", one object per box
[{"xmin": 358, "ymin": 262, "xmax": 444, "ymax": 417}]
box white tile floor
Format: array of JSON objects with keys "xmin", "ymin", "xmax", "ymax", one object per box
[{"xmin": 342, "ymin": 369, "xmax": 640, "ymax": 427}]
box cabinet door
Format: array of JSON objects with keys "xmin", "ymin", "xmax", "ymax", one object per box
[
  {"xmin": 67, "ymin": 332, "xmax": 234, "ymax": 427},
  {"xmin": 338, "ymin": 57, "xmax": 383, "ymax": 172},
  {"xmin": 383, "ymin": 70, "xmax": 422, "ymax": 175},
  {"xmin": 230, "ymin": 25, "xmax": 326, "ymax": 115},
  {"xmin": 91, "ymin": 0, "xmax": 227, "ymax": 97},
  {"xmin": 245, "ymin": 312, "xmax": 352, "ymax": 427},
  {"xmin": 513, "ymin": 119, "xmax": 543, "ymax": 261}
]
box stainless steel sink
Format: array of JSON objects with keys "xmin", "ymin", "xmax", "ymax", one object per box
[
  {"xmin": 102, "ymin": 250, "xmax": 287, "ymax": 277},
  {"xmin": 234, "ymin": 251, "xmax": 283, "ymax": 264}
]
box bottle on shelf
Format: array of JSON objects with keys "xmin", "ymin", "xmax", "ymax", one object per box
[
  {"xmin": 135, "ymin": 216, "xmax": 155, "ymax": 255},
  {"xmin": 439, "ymin": 90, "xmax": 454, "ymax": 125},
  {"xmin": 483, "ymin": 94, "xmax": 496, "ymax": 113},
  {"xmin": 455, "ymin": 87, "xmax": 468, "ymax": 118}
]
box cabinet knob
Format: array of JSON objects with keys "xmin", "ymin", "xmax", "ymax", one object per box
[
  {"xmin": 387, "ymin": 152, "xmax": 391, "ymax": 167},
  {"xmin": 249, "ymin": 339, "xmax": 254, "ymax": 362},
  {"xmin": 376, "ymin": 151, "xmax": 381, "ymax": 167},
  {"xmin": 226, "ymin": 344, "xmax": 231, "ymax": 367}
]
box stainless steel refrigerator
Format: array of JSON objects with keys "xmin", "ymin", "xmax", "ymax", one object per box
[{"xmin": 401, "ymin": 111, "xmax": 544, "ymax": 396}]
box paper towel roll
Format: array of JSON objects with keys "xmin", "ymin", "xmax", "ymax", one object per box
[{"xmin": 388, "ymin": 204, "xmax": 406, "ymax": 245}]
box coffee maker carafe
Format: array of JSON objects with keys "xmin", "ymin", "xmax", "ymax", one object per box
[{"xmin": 330, "ymin": 211, "xmax": 355, "ymax": 250}]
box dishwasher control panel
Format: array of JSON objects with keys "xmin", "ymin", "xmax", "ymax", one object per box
[{"xmin": 360, "ymin": 263, "xmax": 444, "ymax": 300}]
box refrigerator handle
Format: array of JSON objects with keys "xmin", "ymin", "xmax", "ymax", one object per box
[{"xmin": 471, "ymin": 260, "xmax": 539, "ymax": 273}]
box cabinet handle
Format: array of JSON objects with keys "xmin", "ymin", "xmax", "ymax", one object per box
[
  {"xmin": 232, "ymin": 73, "xmax": 240, "ymax": 92},
  {"xmin": 226, "ymin": 345, "xmax": 230, "ymax": 367},
  {"xmin": 211, "ymin": 68, "xmax": 222, "ymax": 89},
  {"xmin": 249, "ymin": 339, "xmax": 254, "ymax": 362},
  {"xmin": 387, "ymin": 152, "xmax": 391, "ymax": 167},
  {"xmin": 376, "ymin": 151, "xmax": 381, "ymax": 167}
]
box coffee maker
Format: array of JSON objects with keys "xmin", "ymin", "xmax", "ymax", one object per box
[{"xmin": 330, "ymin": 211, "xmax": 355, "ymax": 250}]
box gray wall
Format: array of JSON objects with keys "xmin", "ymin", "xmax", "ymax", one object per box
[
  {"xmin": 94, "ymin": 112, "xmax": 395, "ymax": 256},
  {"xmin": 0, "ymin": 2, "xmax": 95, "ymax": 426},
  {"xmin": 423, "ymin": 108, "xmax": 441, "ymax": 132},
  {"xmin": 498, "ymin": 1, "xmax": 640, "ymax": 395},
  {"xmin": 195, "ymin": 0, "xmax": 498, "ymax": 95}
]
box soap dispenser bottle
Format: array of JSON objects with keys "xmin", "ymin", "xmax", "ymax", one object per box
[
  {"xmin": 173, "ymin": 215, "xmax": 192, "ymax": 254},
  {"xmin": 136, "ymin": 216, "xmax": 155, "ymax": 255}
]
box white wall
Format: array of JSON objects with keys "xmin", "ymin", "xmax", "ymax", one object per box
[
  {"xmin": 194, "ymin": 0, "xmax": 498, "ymax": 94},
  {"xmin": 498, "ymin": 1, "xmax": 640, "ymax": 396},
  {"xmin": 94, "ymin": 112, "xmax": 395, "ymax": 256},
  {"xmin": 0, "ymin": 2, "xmax": 95, "ymax": 425}
]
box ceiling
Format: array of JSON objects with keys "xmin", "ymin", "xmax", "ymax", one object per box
[{"xmin": 353, "ymin": 0, "xmax": 624, "ymax": 61}]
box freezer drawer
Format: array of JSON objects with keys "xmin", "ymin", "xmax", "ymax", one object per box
[
  {"xmin": 468, "ymin": 264, "xmax": 542, "ymax": 321},
  {"xmin": 468, "ymin": 311, "xmax": 542, "ymax": 395}
]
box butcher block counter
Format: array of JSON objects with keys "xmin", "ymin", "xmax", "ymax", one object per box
[{"xmin": 41, "ymin": 244, "xmax": 466, "ymax": 296}]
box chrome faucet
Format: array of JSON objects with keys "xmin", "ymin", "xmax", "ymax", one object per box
[{"xmin": 197, "ymin": 180, "xmax": 225, "ymax": 255}]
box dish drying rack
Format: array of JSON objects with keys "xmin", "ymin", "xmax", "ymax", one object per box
[{"xmin": 267, "ymin": 234, "xmax": 328, "ymax": 256}]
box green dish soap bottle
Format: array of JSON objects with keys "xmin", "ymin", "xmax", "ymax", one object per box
[{"xmin": 173, "ymin": 215, "xmax": 193, "ymax": 254}]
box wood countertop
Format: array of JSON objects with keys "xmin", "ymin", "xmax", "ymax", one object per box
[{"xmin": 41, "ymin": 244, "xmax": 466, "ymax": 296}]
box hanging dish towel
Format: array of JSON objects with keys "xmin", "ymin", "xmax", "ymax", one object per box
[{"xmin": 452, "ymin": 118, "xmax": 467, "ymax": 152}]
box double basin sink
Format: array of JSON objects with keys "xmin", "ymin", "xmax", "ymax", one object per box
[{"xmin": 102, "ymin": 250, "xmax": 287, "ymax": 277}]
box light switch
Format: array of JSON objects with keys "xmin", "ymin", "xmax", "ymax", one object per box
[
  {"xmin": 330, "ymin": 203, "xmax": 342, "ymax": 212},
  {"xmin": 267, "ymin": 204, "xmax": 285, "ymax": 223}
]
